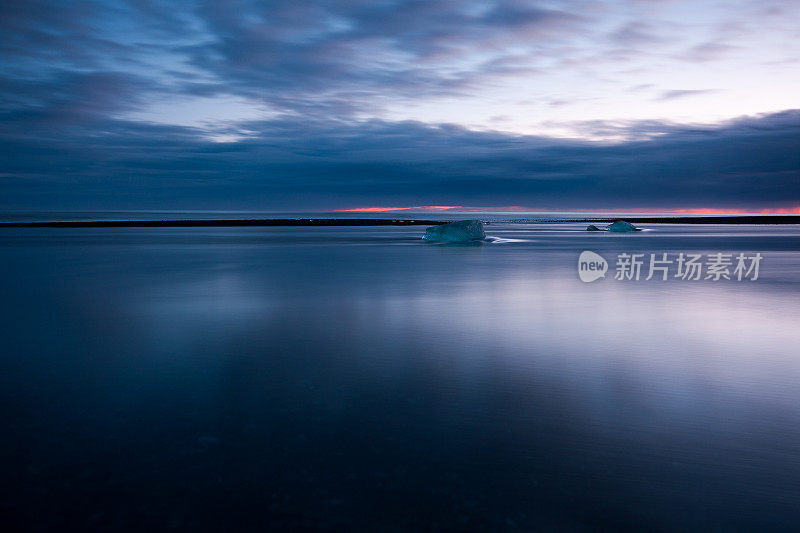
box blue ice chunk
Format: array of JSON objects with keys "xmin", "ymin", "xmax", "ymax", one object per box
[
  {"xmin": 423, "ymin": 220, "xmax": 486, "ymax": 242},
  {"xmin": 606, "ymin": 220, "xmax": 639, "ymax": 232}
]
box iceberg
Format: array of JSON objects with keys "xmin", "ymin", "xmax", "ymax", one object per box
[
  {"xmin": 423, "ymin": 220, "xmax": 486, "ymax": 242},
  {"xmin": 586, "ymin": 224, "xmax": 602, "ymax": 231},
  {"xmin": 606, "ymin": 220, "xmax": 639, "ymax": 232}
]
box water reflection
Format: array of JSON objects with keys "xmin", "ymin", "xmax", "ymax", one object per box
[{"xmin": 1, "ymin": 224, "xmax": 799, "ymax": 530}]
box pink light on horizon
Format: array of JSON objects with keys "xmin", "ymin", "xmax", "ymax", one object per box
[
  {"xmin": 337, "ymin": 205, "xmax": 463, "ymax": 212},
  {"xmin": 668, "ymin": 206, "xmax": 800, "ymax": 214}
]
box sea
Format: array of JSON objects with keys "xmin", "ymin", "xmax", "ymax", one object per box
[{"xmin": 1, "ymin": 212, "xmax": 799, "ymax": 531}]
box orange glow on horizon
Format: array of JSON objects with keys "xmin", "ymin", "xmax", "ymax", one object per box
[{"xmin": 338, "ymin": 205, "xmax": 463, "ymax": 212}]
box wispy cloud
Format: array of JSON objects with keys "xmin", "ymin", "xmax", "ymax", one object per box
[
  {"xmin": 656, "ymin": 89, "xmax": 719, "ymax": 101},
  {"xmin": 681, "ymin": 41, "xmax": 739, "ymax": 62}
]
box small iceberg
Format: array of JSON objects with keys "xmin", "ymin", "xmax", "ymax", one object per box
[
  {"xmin": 423, "ymin": 220, "xmax": 486, "ymax": 242},
  {"xmin": 606, "ymin": 220, "xmax": 639, "ymax": 232},
  {"xmin": 586, "ymin": 224, "xmax": 602, "ymax": 231}
]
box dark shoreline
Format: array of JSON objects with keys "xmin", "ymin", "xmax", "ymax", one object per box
[
  {"xmin": 0, "ymin": 215, "xmax": 799, "ymax": 228},
  {"xmin": 0, "ymin": 218, "xmax": 445, "ymax": 228}
]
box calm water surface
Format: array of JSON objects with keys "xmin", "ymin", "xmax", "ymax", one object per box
[{"xmin": 1, "ymin": 222, "xmax": 799, "ymax": 531}]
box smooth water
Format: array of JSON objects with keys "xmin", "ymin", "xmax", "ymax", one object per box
[{"xmin": 1, "ymin": 221, "xmax": 799, "ymax": 531}]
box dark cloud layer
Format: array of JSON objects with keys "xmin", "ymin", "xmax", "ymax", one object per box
[
  {"xmin": 2, "ymin": 108, "xmax": 799, "ymax": 210},
  {"xmin": 1, "ymin": 1, "xmax": 799, "ymax": 210}
]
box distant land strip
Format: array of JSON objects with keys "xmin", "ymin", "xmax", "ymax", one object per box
[
  {"xmin": 0, "ymin": 218, "xmax": 446, "ymax": 228},
  {"xmin": 1, "ymin": 215, "xmax": 800, "ymax": 228}
]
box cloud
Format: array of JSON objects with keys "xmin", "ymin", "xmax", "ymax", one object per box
[
  {"xmin": 681, "ymin": 41, "xmax": 739, "ymax": 62},
  {"xmin": 182, "ymin": 1, "xmax": 588, "ymax": 109},
  {"xmin": 609, "ymin": 21, "xmax": 667, "ymax": 46},
  {"xmin": 656, "ymin": 89, "xmax": 719, "ymax": 101},
  {"xmin": 0, "ymin": 1, "xmax": 799, "ymax": 211},
  {"xmin": 1, "ymin": 109, "xmax": 798, "ymax": 210},
  {"xmin": 0, "ymin": 1, "xmax": 601, "ymax": 129},
  {"xmin": 2, "ymin": 0, "xmax": 798, "ymax": 128}
]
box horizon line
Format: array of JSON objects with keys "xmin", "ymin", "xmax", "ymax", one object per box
[{"xmin": 337, "ymin": 206, "xmax": 800, "ymax": 214}]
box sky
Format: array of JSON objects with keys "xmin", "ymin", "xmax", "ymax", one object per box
[{"xmin": 1, "ymin": 0, "xmax": 799, "ymax": 212}]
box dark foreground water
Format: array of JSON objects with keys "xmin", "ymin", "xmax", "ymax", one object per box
[{"xmin": 1, "ymin": 222, "xmax": 799, "ymax": 531}]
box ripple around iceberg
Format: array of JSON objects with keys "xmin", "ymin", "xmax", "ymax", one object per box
[{"xmin": 483, "ymin": 236, "xmax": 531, "ymax": 243}]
